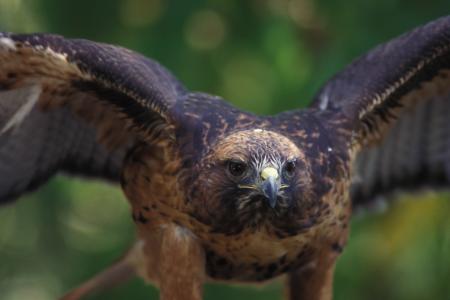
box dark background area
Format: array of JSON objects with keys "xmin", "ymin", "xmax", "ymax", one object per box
[{"xmin": 0, "ymin": 0, "xmax": 449, "ymax": 299}]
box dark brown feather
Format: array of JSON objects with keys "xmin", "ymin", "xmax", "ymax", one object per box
[
  {"xmin": 0, "ymin": 32, "xmax": 187, "ymax": 202},
  {"xmin": 309, "ymin": 16, "xmax": 450, "ymax": 209},
  {"xmin": 2, "ymin": 16, "xmax": 450, "ymax": 300}
]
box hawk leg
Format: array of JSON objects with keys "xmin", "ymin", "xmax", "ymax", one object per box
[
  {"xmin": 158, "ymin": 225, "xmax": 205, "ymax": 300},
  {"xmin": 286, "ymin": 259, "xmax": 336, "ymax": 300}
]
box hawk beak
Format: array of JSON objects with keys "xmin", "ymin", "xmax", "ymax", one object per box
[{"xmin": 260, "ymin": 167, "xmax": 280, "ymax": 208}]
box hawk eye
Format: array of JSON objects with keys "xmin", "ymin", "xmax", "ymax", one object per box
[
  {"xmin": 227, "ymin": 160, "xmax": 247, "ymax": 177},
  {"xmin": 284, "ymin": 160, "xmax": 296, "ymax": 176}
]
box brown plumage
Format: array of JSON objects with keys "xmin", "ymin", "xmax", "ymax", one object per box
[{"xmin": 1, "ymin": 16, "xmax": 450, "ymax": 300}]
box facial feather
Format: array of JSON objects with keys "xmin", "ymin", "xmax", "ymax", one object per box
[{"xmin": 187, "ymin": 129, "xmax": 317, "ymax": 235}]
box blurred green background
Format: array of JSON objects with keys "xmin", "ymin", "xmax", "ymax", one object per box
[{"xmin": 0, "ymin": 0, "xmax": 449, "ymax": 299}]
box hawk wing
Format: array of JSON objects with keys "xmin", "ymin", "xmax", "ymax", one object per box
[
  {"xmin": 310, "ymin": 16, "xmax": 450, "ymax": 209},
  {"xmin": 0, "ymin": 32, "xmax": 186, "ymax": 203}
]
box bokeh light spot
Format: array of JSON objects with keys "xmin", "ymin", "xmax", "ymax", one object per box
[
  {"xmin": 185, "ymin": 10, "xmax": 227, "ymax": 51},
  {"xmin": 2, "ymin": 274, "xmax": 61, "ymax": 300},
  {"xmin": 220, "ymin": 54, "xmax": 275, "ymax": 114},
  {"xmin": 120, "ymin": 0, "xmax": 165, "ymax": 28},
  {"xmin": 59, "ymin": 179, "xmax": 132, "ymax": 253}
]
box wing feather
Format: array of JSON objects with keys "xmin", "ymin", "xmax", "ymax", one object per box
[
  {"xmin": 0, "ymin": 32, "xmax": 187, "ymax": 203},
  {"xmin": 310, "ymin": 16, "xmax": 450, "ymax": 209}
]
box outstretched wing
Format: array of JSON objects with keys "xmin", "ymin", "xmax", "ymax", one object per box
[
  {"xmin": 311, "ymin": 16, "xmax": 450, "ymax": 209},
  {"xmin": 0, "ymin": 32, "xmax": 187, "ymax": 203}
]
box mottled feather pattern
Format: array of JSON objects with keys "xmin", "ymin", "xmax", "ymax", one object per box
[
  {"xmin": 0, "ymin": 101, "xmax": 127, "ymax": 203},
  {"xmin": 0, "ymin": 31, "xmax": 187, "ymax": 202},
  {"xmin": 312, "ymin": 16, "xmax": 450, "ymax": 209},
  {"xmin": 1, "ymin": 32, "xmax": 186, "ymax": 108},
  {"xmin": 352, "ymin": 90, "xmax": 450, "ymax": 206},
  {"xmin": 313, "ymin": 16, "xmax": 450, "ymax": 125},
  {"xmin": 1, "ymin": 16, "xmax": 450, "ymax": 300}
]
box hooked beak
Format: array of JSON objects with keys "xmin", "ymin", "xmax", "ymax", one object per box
[{"xmin": 260, "ymin": 167, "xmax": 280, "ymax": 208}]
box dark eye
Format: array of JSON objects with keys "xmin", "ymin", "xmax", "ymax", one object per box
[
  {"xmin": 227, "ymin": 160, "xmax": 247, "ymax": 177},
  {"xmin": 284, "ymin": 160, "xmax": 296, "ymax": 176}
]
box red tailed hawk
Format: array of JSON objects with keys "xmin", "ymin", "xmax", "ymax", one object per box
[{"xmin": 1, "ymin": 15, "xmax": 449, "ymax": 300}]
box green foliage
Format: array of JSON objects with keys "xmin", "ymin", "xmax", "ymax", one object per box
[{"xmin": 0, "ymin": 1, "xmax": 449, "ymax": 299}]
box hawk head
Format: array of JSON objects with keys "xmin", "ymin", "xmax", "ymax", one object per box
[{"xmin": 188, "ymin": 129, "xmax": 317, "ymax": 236}]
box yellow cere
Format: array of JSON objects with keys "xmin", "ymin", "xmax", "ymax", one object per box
[{"xmin": 261, "ymin": 167, "xmax": 279, "ymax": 180}]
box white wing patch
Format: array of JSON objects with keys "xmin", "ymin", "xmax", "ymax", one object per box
[
  {"xmin": 319, "ymin": 92, "xmax": 329, "ymax": 110},
  {"xmin": 173, "ymin": 225, "xmax": 195, "ymax": 241},
  {"xmin": 0, "ymin": 37, "xmax": 17, "ymax": 51},
  {"xmin": 0, "ymin": 84, "xmax": 42, "ymax": 134}
]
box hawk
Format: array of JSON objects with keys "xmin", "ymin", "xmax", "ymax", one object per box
[{"xmin": 0, "ymin": 15, "xmax": 449, "ymax": 300}]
